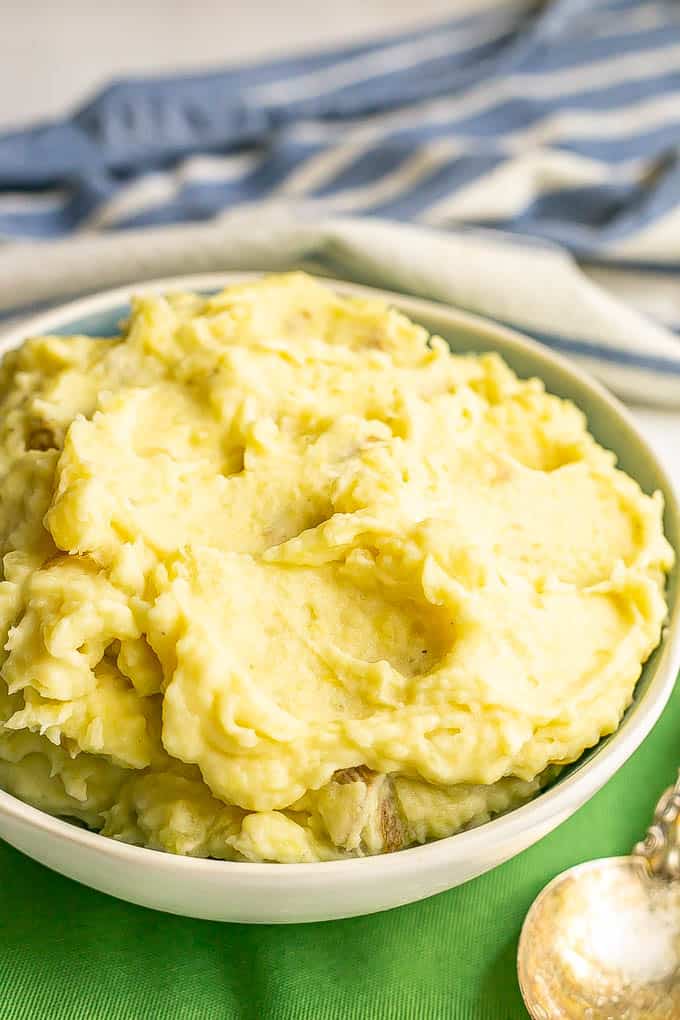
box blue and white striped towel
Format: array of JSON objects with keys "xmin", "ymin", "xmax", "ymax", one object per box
[{"xmin": 1, "ymin": 0, "xmax": 679, "ymax": 404}]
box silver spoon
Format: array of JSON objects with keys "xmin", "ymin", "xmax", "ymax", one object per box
[{"xmin": 518, "ymin": 770, "xmax": 680, "ymax": 1019}]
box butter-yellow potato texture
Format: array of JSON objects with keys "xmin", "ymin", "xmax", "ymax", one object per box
[{"xmin": 0, "ymin": 274, "xmax": 673, "ymax": 861}]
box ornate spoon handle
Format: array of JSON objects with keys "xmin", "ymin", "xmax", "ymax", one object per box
[{"xmin": 632, "ymin": 767, "xmax": 680, "ymax": 879}]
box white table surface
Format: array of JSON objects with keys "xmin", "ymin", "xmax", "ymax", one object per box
[
  {"xmin": 2, "ymin": 0, "xmax": 678, "ymax": 483},
  {"xmin": 0, "ymin": 0, "xmax": 502, "ymax": 131}
]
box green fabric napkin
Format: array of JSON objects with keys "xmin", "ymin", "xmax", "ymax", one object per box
[{"xmin": 1, "ymin": 678, "xmax": 677, "ymax": 1020}]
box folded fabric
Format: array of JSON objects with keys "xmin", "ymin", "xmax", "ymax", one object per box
[{"xmin": 1, "ymin": 0, "xmax": 679, "ymax": 265}]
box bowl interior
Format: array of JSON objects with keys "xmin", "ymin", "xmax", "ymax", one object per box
[{"xmin": 43, "ymin": 285, "xmax": 679, "ymax": 801}]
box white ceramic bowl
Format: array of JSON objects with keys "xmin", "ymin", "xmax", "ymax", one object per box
[{"xmin": 0, "ymin": 273, "xmax": 678, "ymax": 923}]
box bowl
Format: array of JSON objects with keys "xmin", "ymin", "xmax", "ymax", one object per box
[{"xmin": 0, "ymin": 273, "xmax": 678, "ymax": 924}]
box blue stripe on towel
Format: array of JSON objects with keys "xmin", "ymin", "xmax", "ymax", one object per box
[{"xmin": 0, "ymin": 0, "xmax": 678, "ymax": 255}]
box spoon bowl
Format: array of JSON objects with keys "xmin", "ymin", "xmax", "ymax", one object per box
[{"xmin": 519, "ymin": 797, "xmax": 680, "ymax": 1020}]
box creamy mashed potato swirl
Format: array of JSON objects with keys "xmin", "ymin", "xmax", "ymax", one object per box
[{"xmin": 0, "ymin": 274, "xmax": 673, "ymax": 862}]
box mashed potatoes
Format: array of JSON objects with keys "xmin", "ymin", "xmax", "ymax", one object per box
[{"xmin": 0, "ymin": 273, "xmax": 673, "ymax": 861}]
